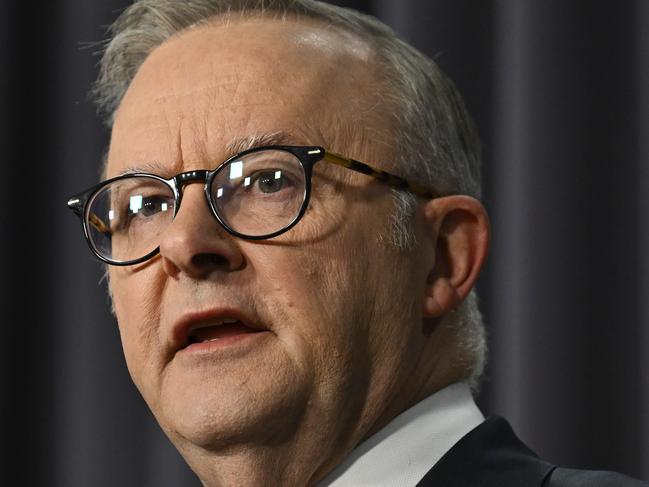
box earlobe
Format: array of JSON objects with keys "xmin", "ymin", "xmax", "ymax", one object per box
[
  {"xmin": 421, "ymin": 195, "xmax": 490, "ymax": 318},
  {"xmin": 423, "ymin": 281, "xmax": 460, "ymax": 318}
]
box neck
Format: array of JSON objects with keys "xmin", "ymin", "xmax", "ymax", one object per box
[
  {"xmin": 175, "ymin": 405, "xmax": 364, "ymax": 487},
  {"xmin": 182, "ymin": 320, "xmax": 468, "ymax": 487}
]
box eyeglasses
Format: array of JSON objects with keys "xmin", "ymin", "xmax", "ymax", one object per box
[{"xmin": 67, "ymin": 145, "xmax": 435, "ymax": 266}]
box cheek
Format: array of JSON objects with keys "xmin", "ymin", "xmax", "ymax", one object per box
[
  {"xmin": 109, "ymin": 266, "xmax": 164, "ymax": 395},
  {"xmin": 250, "ymin": 232, "xmax": 376, "ymax": 387}
]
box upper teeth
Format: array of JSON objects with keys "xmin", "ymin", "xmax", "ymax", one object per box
[
  {"xmin": 186, "ymin": 318, "xmax": 242, "ymax": 345},
  {"xmin": 191, "ymin": 318, "xmax": 239, "ymax": 330}
]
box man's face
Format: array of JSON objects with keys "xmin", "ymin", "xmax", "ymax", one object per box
[{"xmin": 107, "ymin": 16, "xmax": 432, "ymax": 477}]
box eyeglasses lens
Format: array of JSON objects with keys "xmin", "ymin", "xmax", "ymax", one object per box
[
  {"xmin": 86, "ymin": 176, "xmax": 175, "ymax": 263},
  {"xmin": 210, "ymin": 149, "xmax": 306, "ymax": 238}
]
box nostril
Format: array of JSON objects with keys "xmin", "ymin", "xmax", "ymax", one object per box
[{"xmin": 191, "ymin": 253, "xmax": 229, "ymax": 270}]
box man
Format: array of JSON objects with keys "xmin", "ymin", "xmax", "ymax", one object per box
[{"xmin": 67, "ymin": 1, "xmax": 647, "ymax": 485}]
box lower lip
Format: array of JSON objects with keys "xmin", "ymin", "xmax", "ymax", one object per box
[{"xmin": 177, "ymin": 330, "xmax": 269, "ymax": 356}]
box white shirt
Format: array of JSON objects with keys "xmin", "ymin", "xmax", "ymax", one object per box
[{"xmin": 318, "ymin": 382, "xmax": 485, "ymax": 487}]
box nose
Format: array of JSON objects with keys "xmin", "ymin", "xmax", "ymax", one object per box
[{"xmin": 158, "ymin": 185, "xmax": 244, "ymax": 279}]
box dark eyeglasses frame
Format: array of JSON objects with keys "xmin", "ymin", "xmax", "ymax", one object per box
[{"xmin": 67, "ymin": 145, "xmax": 436, "ymax": 266}]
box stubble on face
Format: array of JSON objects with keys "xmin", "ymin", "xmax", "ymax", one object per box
[{"xmin": 107, "ymin": 15, "xmax": 430, "ymax": 486}]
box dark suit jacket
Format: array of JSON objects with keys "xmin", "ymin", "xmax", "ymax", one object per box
[{"xmin": 417, "ymin": 417, "xmax": 648, "ymax": 487}]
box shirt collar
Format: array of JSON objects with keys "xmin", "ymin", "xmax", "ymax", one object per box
[{"xmin": 318, "ymin": 382, "xmax": 484, "ymax": 487}]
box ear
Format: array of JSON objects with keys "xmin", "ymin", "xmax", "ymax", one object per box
[{"xmin": 422, "ymin": 195, "xmax": 490, "ymax": 318}]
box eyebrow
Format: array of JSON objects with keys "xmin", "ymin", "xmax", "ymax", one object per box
[
  {"xmin": 116, "ymin": 131, "xmax": 307, "ymax": 178},
  {"xmin": 224, "ymin": 131, "xmax": 306, "ymax": 156},
  {"xmin": 120, "ymin": 161, "xmax": 172, "ymax": 176}
]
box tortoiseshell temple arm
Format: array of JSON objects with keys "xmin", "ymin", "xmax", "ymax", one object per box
[
  {"xmin": 322, "ymin": 151, "xmax": 437, "ymax": 199},
  {"xmin": 88, "ymin": 213, "xmax": 111, "ymax": 234},
  {"xmin": 68, "ymin": 197, "xmax": 111, "ymax": 234}
]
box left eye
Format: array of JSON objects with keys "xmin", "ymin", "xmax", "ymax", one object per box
[{"xmin": 254, "ymin": 171, "xmax": 285, "ymax": 193}]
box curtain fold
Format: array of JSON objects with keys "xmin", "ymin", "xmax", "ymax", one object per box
[{"xmin": 636, "ymin": 0, "xmax": 649, "ymax": 476}]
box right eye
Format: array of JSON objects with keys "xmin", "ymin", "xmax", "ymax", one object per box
[
  {"xmin": 133, "ymin": 194, "xmax": 173, "ymax": 217},
  {"xmin": 122, "ymin": 193, "xmax": 173, "ymax": 224}
]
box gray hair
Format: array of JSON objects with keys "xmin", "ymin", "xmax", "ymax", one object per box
[{"xmin": 94, "ymin": 0, "xmax": 487, "ymax": 389}]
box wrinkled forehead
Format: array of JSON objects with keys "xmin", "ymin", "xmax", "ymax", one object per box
[
  {"xmin": 108, "ymin": 16, "xmax": 389, "ymax": 178},
  {"xmin": 134, "ymin": 14, "xmax": 376, "ymax": 89}
]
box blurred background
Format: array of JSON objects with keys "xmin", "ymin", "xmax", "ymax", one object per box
[{"xmin": 1, "ymin": 0, "xmax": 647, "ymax": 485}]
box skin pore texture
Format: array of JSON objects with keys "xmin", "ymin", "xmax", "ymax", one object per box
[{"xmin": 107, "ymin": 15, "xmax": 489, "ymax": 487}]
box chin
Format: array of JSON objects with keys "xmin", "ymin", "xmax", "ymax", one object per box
[{"xmin": 155, "ymin": 356, "xmax": 313, "ymax": 450}]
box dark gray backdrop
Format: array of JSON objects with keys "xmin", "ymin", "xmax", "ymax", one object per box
[{"xmin": 1, "ymin": 1, "xmax": 647, "ymax": 485}]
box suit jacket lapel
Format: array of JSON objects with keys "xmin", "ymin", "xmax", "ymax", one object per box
[{"xmin": 417, "ymin": 416, "xmax": 556, "ymax": 487}]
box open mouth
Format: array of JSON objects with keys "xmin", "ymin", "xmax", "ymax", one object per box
[
  {"xmin": 173, "ymin": 310, "xmax": 270, "ymax": 354},
  {"xmin": 187, "ymin": 319, "xmax": 260, "ymax": 345}
]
